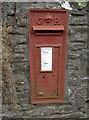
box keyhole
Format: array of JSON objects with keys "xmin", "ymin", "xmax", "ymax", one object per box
[{"xmin": 43, "ymin": 76, "xmax": 45, "ymax": 79}]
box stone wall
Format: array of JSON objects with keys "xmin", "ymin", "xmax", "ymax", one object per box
[
  {"xmin": 2, "ymin": 2, "xmax": 88, "ymax": 118},
  {"xmin": 0, "ymin": 1, "xmax": 2, "ymax": 119}
]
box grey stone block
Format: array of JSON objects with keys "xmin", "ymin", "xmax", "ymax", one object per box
[
  {"xmin": 13, "ymin": 44, "xmax": 28, "ymax": 53},
  {"xmin": 7, "ymin": 3, "xmax": 15, "ymax": 15},
  {"xmin": 13, "ymin": 53, "xmax": 28, "ymax": 62},
  {"xmin": 7, "ymin": 16, "xmax": 16, "ymax": 26},
  {"xmin": 69, "ymin": 15, "xmax": 87, "ymax": 25},
  {"xmin": 11, "ymin": 35, "xmax": 28, "ymax": 45},
  {"xmin": 12, "ymin": 27, "xmax": 28, "ymax": 35},
  {"xmin": 12, "ymin": 62, "xmax": 29, "ymax": 71}
]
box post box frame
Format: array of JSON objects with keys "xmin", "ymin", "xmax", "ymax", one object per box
[{"xmin": 29, "ymin": 9, "xmax": 68, "ymax": 104}]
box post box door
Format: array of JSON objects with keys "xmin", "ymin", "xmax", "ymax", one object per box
[{"xmin": 35, "ymin": 46, "xmax": 60, "ymax": 99}]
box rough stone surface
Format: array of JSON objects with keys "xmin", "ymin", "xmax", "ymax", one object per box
[
  {"xmin": 0, "ymin": 2, "xmax": 2, "ymax": 119},
  {"xmin": 1, "ymin": 2, "xmax": 88, "ymax": 118}
]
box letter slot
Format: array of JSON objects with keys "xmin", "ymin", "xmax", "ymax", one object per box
[{"xmin": 32, "ymin": 26, "xmax": 64, "ymax": 35}]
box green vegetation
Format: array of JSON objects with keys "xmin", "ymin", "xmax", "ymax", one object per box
[{"xmin": 78, "ymin": 2, "xmax": 87, "ymax": 8}]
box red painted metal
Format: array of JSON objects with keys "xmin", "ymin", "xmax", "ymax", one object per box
[
  {"xmin": 33, "ymin": 25, "xmax": 64, "ymax": 31},
  {"xmin": 29, "ymin": 9, "xmax": 68, "ymax": 104}
]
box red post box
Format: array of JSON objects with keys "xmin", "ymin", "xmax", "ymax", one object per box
[{"xmin": 29, "ymin": 9, "xmax": 68, "ymax": 104}]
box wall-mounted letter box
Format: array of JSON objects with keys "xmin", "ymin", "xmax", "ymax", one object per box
[{"xmin": 29, "ymin": 9, "xmax": 68, "ymax": 104}]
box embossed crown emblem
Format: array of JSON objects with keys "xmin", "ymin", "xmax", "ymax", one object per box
[{"xmin": 45, "ymin": 14, "xmax": 53, "ymax": 23}]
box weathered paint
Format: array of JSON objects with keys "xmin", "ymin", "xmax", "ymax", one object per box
[{"xmin": 29, "ymin": 9, "xmax": 68, "ymax": 104}]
